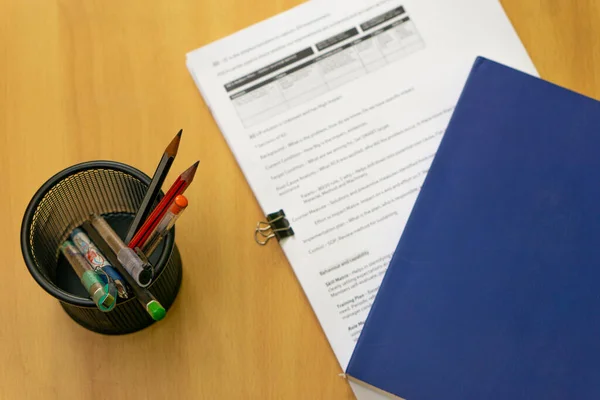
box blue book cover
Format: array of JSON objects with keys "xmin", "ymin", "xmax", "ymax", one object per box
[{"xmin": 346, "ymin": 57, "xmax": 600, "ymax": 399}]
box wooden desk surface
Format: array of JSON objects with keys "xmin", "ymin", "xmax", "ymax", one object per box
[{"xmin": 1, "ymin": 1, "xmax": 599, "ymax": 398}]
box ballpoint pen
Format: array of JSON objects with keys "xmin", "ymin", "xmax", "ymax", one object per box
[
  {"xmin": 141, "ymin": 195, "xmax": 188, "ymax": 256},
  {"xmin": 89, "ymin": 214, "xmax": 152, "ymax": 287},
  {"xmin": 60, "ymin": 241, "xmax": 117, "ymax": 312},
  {"xmin": 128, "ymin": 161, "xmax": 198, "ymax": 249},
  {"xmin": 71, "ymin": 228, "xmax": 129, "ymax": 298}
]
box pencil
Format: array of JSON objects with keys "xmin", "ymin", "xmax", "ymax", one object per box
[
  {"xmin": 124, "ymin": 129, "xmax": 182, "ymax": 243},
  {"xmin": 82, "ymin": 221, "xmax": 167, "ymax": 321},
  {"xmin": 128, "ymin": 161, "xmax": 199, "ymax": 250}
]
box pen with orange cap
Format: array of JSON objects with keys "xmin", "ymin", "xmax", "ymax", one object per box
[
  {"xmin": 128, "ymin": 161, "xmax": 198, "ymax": 250},
  {"xmin": 141, "ymin": 195, "xmax": 188, "ymax": 256}
]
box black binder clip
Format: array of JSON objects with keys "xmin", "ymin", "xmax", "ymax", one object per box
[{"xmin": 254, "ymin": 209, "xmax": 294, "ymax": 245}]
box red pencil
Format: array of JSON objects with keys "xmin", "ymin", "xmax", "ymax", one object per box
[{"xmin": 128, "ymin": 161, "xmax": 199, "ymax": 249}]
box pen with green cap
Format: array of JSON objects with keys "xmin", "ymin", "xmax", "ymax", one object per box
[
  {"xmin": 70, "ymin": 228, "xmax": 129, "ymax": 298},
  {"xmin": 60, "ymin": 241, "xmax": 117, "ymax": 312},
  {"xmin": 81, "ymin": 220, "xmax": 166, "ymax": 321}
]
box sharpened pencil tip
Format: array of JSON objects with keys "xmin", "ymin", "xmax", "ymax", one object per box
[
  {"xmin": 181, "ymin": 161, "xmax": 200, "ymax": 183},
  {"xmin": 165, "ymin": 130, "xmax": 182, "ymax": 157}
]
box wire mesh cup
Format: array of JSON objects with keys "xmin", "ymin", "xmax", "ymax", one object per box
[{"xmin": 20, "ymin": 161, "xmax": 183, "ymax": 334}]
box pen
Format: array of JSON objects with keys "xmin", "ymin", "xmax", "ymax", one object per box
[
  {"xmin": 70, "ymin": 228, "xmax": 129, "ymax": 298},
  {"xmin": 60, "ymin": 241, "xmax": 117, "ymax": 312},
  {"xmin": 141, "ymin": 195, "xmax": 188, "ymax": 256},
  {"xmin": 128, "ymin": 161, "xmax": 199, "ymax": 249},
  {"xmin": 88, "ymin": 214, "xmax": 152, "ymax": 287},
  {"xmin": 81, "ymin": 221, "xmax": 166, "ymax": 321}
]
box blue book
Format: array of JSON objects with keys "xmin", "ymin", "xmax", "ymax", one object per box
[{"xmin": 346, "ymin": 57, "xmax": 600, "ymax": 399}]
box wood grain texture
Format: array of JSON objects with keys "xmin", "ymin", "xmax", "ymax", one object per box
[{"xmin": 0, "ymin": 0, "xmax": 598, "ymax": 398}]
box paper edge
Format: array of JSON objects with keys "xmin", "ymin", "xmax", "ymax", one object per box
[{"xmin": 345, "ymin": 375, "xmax": 406, "ymax": 400}]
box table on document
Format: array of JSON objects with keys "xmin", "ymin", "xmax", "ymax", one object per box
[{"xmin": 231, "ymin": 16, "xmax": 426, "ymax": 128}]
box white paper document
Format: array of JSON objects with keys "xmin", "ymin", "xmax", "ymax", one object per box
[{"xmin": 187, "ymin": 0, "xmax": 536, "ymax": 376}]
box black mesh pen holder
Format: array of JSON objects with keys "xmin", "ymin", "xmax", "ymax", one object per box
[{"xmin": 20, "ymin": 161, "xmax": 183, "ymax": 334}]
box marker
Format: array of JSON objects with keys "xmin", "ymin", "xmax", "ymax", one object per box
[
  {"xmin": 70, "ymin": 228, "xmax": 129, "ymax": 298},
  {"xmin": 60, "ymin": 241, "xmax": 117, "ymax": 312}
]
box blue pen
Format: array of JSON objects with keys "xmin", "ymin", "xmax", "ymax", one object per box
[{"xmin": 71, "ymin": 228, "xmax": 129, "ymax": 299}]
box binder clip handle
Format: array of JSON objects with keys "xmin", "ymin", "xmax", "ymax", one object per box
[{"xmin": 254, "ymin": 210, "xmax": 294, "ymax": 245}]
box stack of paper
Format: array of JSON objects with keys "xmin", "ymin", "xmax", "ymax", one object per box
[{"xmin": 187, "ymin": 0, "xmax": 536, "ymax": 397}]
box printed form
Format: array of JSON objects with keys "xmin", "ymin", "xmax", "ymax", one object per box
[{"xmin": 187, "ymin": 0, "xmax": 536, "ymax": 374}]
